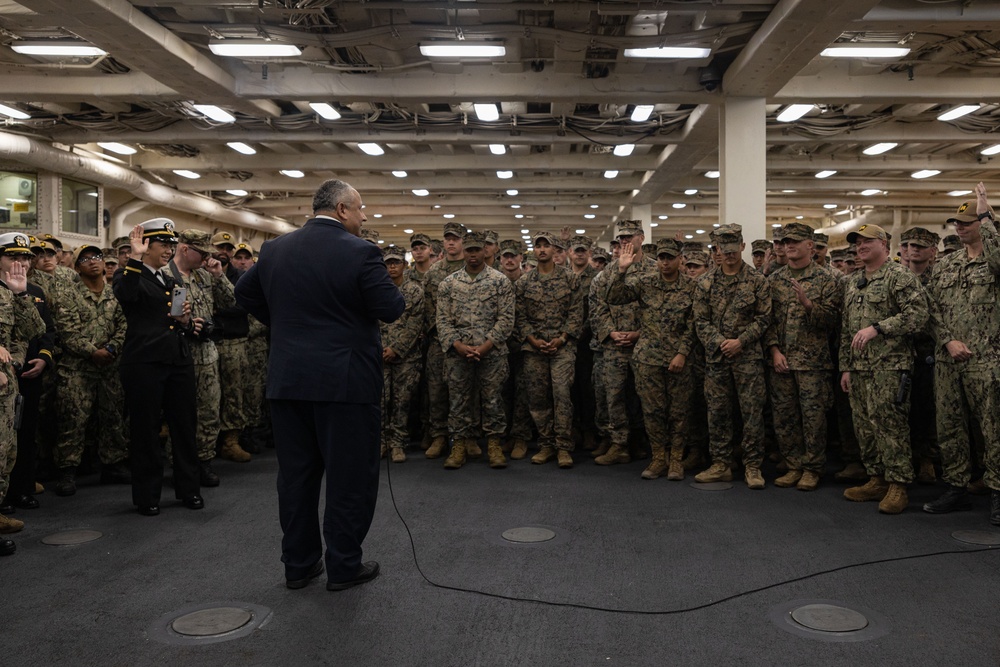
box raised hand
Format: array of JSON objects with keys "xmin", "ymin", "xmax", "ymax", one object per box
[
  {"xmin": 128, "ymin": 223, "xmax": 149, "ymax": 260},
  {"xmin": 618, "ymin": 241, "xmax": 636, "ymax": 272},
  {"xmin": 3, "ymin": 260, "xmax": 27, "ymax": 293}
]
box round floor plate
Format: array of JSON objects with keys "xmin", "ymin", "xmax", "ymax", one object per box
[
  {"xmin": 41, "ymin": 529, "xmax": 103, "ymax": 546},
  {"xmin": 502, "ymin": 527, "xmax": 556, "ymax": 543},
  {"xmin": 952, "ymin": 530, "xmax": 1000, "ymax": 546},
  {"xmin": 791, "ymin": 604, "xmax": 869, "ymax": 632},
  {"xmin": 171, "ymin": 607, "xmax": 253, "ymax": 637},
  {"xmin": 689, "ymin": 482, "xmax": 733, "ymax": 491}
]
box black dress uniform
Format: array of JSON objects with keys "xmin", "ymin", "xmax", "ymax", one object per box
[{"xmin": 112, "ymin": 218, "xmax": 201, "ymax": 514}]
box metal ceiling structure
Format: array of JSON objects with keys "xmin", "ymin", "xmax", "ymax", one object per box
[{"xmin": 0, "ymin": 0, "xmax": 998, "ymax": 246}]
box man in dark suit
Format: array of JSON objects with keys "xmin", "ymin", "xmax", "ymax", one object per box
[
  {"xmin": 113, "ymin": 218, "xmax": 204, "ymax": 516},
  {"xmin": 235, "ymin": 179, "xmax": 404, "ymax": 591}
]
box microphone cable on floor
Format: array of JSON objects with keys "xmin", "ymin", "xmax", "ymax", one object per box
[{"xmin": 385, "ymin": 459, "xmax": 998, "ymax": 615}]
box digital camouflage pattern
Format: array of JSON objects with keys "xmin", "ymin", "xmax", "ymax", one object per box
[
  {"xmin": 605, "ymin": 269, "xmax": 697, "ymax": 367},
  {"xmin": 381, "ymin": 278, "xmax": 425, "ymax": 449},
  {"xmin": 422, "ymin": 258, "xmax": 465, "ymax": 438}
]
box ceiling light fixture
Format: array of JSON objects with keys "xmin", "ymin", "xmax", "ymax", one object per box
[
  {"xmin": 590, "ymin": 204, "xmax": 599, "ymax": 209},
  {"xmin": 515, "ymin": 214, "xmax": 524, "ymax": 219},
  {"xmin": 358, "ymin": 143, "xmax": 384, "ymax": 156},
  {"xmin": 192, "ymin": 104, "xmax": 235, "ymax": 123},
  {"xmin": 280, "ymin": 169, "xmax": 304, "ymax": 178},
  {"xmin": 443, "ymin": 214, "xmax": 455, "ymax": 219},
  {"xmin": 489, "ymin": 144, "xmax": 506, "ymax": 155},
  {"xmin": 604, "ymin": 170, "xmax": 619, "ymax": 179},
  {"xmin": 630, "ymin": 105, "xmax": 654, "ymax": 122},
  {"xmin": 820, "ymin": 46, "xmax": 910, "ymax": 58},
  {"xmin": 937, "ymin": 105, "xmax": 980, "ymax": 122},
  {"xmin": 0, "ymin": 104, "xmax": 29, "ymax": 120},
  {"xmin": 392, "ymin": 170, "xmax": 408, "ymax": 178},
  {"xmin": 704, "ymin": 170, "xmax": 720, "ymax": 179},
  {"xmin": 650, "ymin": 222, "xmax": 659, "ymax": 227},
  {"xmin": 823, "ymin": 204, "xmax": 838, "ymax": 209},
  {"xmin": 980, "ymin": 144, "xmax": 1000, "ymax": 156},
  {"xmin": 227, "ymin": 141, "xmax": 256, "ymax": 155},
  {"xmin": 97, "ymin": 142, "xmax": 136, "ymax": 155},
  {"xmin": 911, "ymin": 169, "xmax": 940, "ymax": 179},
  {"xmin": 11, "ymin": 41, "xmax": 106, "ymax": 57},
  {"xmin": 173, "ymin": 169, "xmax": 200, "ymax": 179},
  {"xmin": 775, "ymin": 104, "xmax": 814, "ymax": 122},
  {"xmin": 226, "ymin": 189, "xmax": 248, "ymax": 196},
  {"xmin": 403, "ymin": 229, "xmax": 414, "ymax": 234},
  {"xmin": 696, "ymin": 229, "xmax": 705, "ymax": 234},
  {"xmin": 511, "ymin": 204, "xmax": 521, "ymax": 209},
  {"xmin": 948, "ymin": 190, "xmax": 972, "ymax": 197},
  {"xmin": 860, "ymin": 188, "xmax": 882, "ymax": 196},
  {"xmin": 507, "ymin": 189, "xmax": 519, "ymax": 196},
  {"xmin": 772, "ymin": 224, "xmax": 782, "ymax": 228},
  {"xmin": 672, "ymin": 203, "xmax": 687, "ymax": 209},
  {"xmin": 497, "ymin": 170, "xmax": 513, "ymax": 179},
  {"xmin": 474, "ymin": 103, "xmax": 500, "ymax": 122},
  {"xmin": 208, "ymin": 41, "xmax": 301, "ymax": 57},
  {"xmin": 412, "ymin": 189, "xmax": 430, "ymax": 197},
  {"xmin": 684, "ymin": 189, "xmax": 698, "ymax": 195},
  {"xmin": 420, "ymin": 42, "xmax": 506, "ymax": 58},
  {"xmin": 613, "ymin": 144, "xmax": 635, "ymax": 157},
  {"xmin": 623, "ymin": 46, "xmax": 712, "ymax": 59},
  {"xmin": 576, "ymin": 229, "xmax": 586, "ymax": 234},
  {"xmin": 309, "ymin": 103, "xmax": 341, "ymax": 120},
  {"xmin": 520, "ymin": 229, "xmax": 530, "ymax": 234},
  {"xmin": 815, "ymin": 170, "xmax": 837, "ymax": 179},
  {"xmin": 863, "ymin": 142, "xmax": 898, "ymax": 156},
  {"xmin": 684, "ymin": 234, "xmax": 694, "ymax": 239},
  {"xmin": 584, "ymin": 214, "xmax": 595, "ymax": 219},
  {"xmin": 658, "ymin": 215, "xmax": 669, "ymax": 220}
]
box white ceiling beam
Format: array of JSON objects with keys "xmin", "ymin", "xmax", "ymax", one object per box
[
  {"xmin": 776, "ymin": 62, "xmax": 1000, "ymax": 103},
  {"xmin": 169, "ymin": 174, "xmax": 645, "ymax": 192}
]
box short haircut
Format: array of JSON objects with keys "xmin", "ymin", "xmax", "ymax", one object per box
[{"xmin": 313, "ymin": 179, "xmax": 355, "ymax": 214}]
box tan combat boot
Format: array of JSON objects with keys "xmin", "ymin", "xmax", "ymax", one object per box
[
  {"xmin": 487, "ymin": 438, "xmax": 507, "ymax": 469},
  {"xmin": 774, "ymin": 470, "xmax": 803, "ymax": 488},
  {"xmin": 531, "ymin": 446, "xmax": 556, "ymax": 464},
  {"xmin": 641, "ymin": 448, "xmax": 668, "ymax": 480},
  {"xmin": 390, "ymin": 447, "xmax": 407, "ymax": 463},
  {"xmin": 0, "ymin": 514, "xmax": 24, "ymax": 534},
  {"xmin": 220, "ymin": 430, "xmax": 252, "ymax": 462},
  {"xmin": 694, "ymin": 461, "xmax": 733, "ymax": 483},
  {"xmin": 467, "ymin": 440, "xmax": 483, "ymax": 459},
  {"xmin": 590, "ymin": 437, "xmax": 611, "ymax": 459},
  {"xmin": 419, "ymin": 431, "xmax": 433, "ymax": 451},
  {"xmin": 557, "ymin": 450, "xmax": 574, "ymax": 469},
  {"xmin": 745, "ymin": 466, "xmax": 766, "ymax": 490},
  {"xmin": 797, "ymin": 470, "xmax": 820, "ymax": 491},
  {"xmin": 425, "ymin": 436, "xmax": 447, "ymax": 459},
  {"xmin": 878, "ymin": 483, "xmax": 908, "ymax": 514},
  {"xmin": 916, "ymin": 459, "xmax": 936, "ymax": 485},
  {"xmin": 444, "ymin": 440, "xmax": 467, "ymax": 469},
  {"xmin": 666, "ymin": 447, "xmax": 684, "ymax": 481},
  {"xmin": 510, "ymin": 439, "xmax": 528, "ymax": 460},
  {"xmin": 680, "ymin": 449, "xmax": 705, "ymax": 471},
  {"xmin": 834, "ymin": 462, "xmax": 868, "ymax": 482},
  {"xmin": 595, "ymin": 444, "xmax": 630, "ymax": 466},
  {"xmin": 843, "ymin": 475, "xmax": 889, "ymax": 502}
]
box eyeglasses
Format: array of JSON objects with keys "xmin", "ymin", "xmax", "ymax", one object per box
[{"xmin": 78, "ymin": 254, "xmax": 104, "ymax": 264}]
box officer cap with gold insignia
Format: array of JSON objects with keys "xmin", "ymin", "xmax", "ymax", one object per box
[
  {"xmin": 140, "ymin": 217, "xmax": 178, "ymax": 243},
  {"xmin": 846, "ymin": 223, "xmax": 888, "ymax": 244},
  {"xmin": 0, "ymin": 232, "xmax": 33, "ymax": 255},
  {"xmin": 234, "ymin": 241, "xmax": 255, "ymax": 257}
]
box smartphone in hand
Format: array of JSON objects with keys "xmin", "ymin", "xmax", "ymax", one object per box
[{"xmin": 170, "ymin": 286, "xmax": 188, "ymax": 317}]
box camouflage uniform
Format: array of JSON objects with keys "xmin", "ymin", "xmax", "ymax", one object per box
[
  {"xmin": 515, "ymin": 257, "xmax": 584, "ymax": 452},
  {"xmin": 606, "ymin": 242, "xmax": 696, "ymax": 472},
  {"xmin": 840, "ymin": 256, "xmax": 928, "ymax": 484},
  {"xmin": 765, "ymin": 253, "xmax": 842, "ymax": 474},
  {"xmin": 694, "ymin": 246, "xmax": 771, "ymax": 471},
  {"xmin": 381, "ymin": 272, "xmax": 424, "ymax": 450},
  {"xmin": 50, "ymin": 282, "xmax": 128, "ymax": 468},
  {"xmin": 423, "ymin": 257, "xmax": 466, "ymax": 440},
  {"xmin": 928, "ymin": 213, "xmax": 1000, "ymax": 490},
  {"xmin": 244, "ymin": 314, "xmax": 270, "ymax": 437},
  {"xmin": 438, "ymin": 262, "xmax": 514, "ymax": 440}
]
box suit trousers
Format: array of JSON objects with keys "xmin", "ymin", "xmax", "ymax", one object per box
[
  {"xmin": 269, "ymin": 399, "xmax": 380, "ymax": 583},
  {"xmin": 120, "ymin": 361, "xmax": 200, "ymax": 507}
]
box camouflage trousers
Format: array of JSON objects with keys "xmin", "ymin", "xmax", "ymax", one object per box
[
  {"xmin": 848, "ymin": 369, "xmax": 914, "ymax": 484},
  {"xmin": 603, "ymin": 346, "xmax": 643, "ymax": 447},
  {"xmin": 217, "ymin": 338, "xmax": 248, "ymax": 432},
  {"xmin": 523, "ymin": 346, "xmax": 576, "ymax": 451},
  {"xmin": 909, "ymin": 360, "xmax": 937, "ymax": 461},
  {"xmin": 769, "ymin": 369, "xmax": 833, "ymax": 473},
  {"xmin": 632, "ymin": 362, "xmax": 691, "ymax": 453},
  {"xmin": 704, "ymin": 360, "xmax": 766, "ymax": 468},
  {"xmin": 0, "ymin": 374, "xmax": 16, "ymax": 499},
  {"xmin": 445, "ymin": 351, "xmax": 509, "ymax": 440},
  {"xmin": 591, "ymin": 350, "xmax": 609, "ymax": 437},
  {"xmin": 382, "ymin": 358, "xmax": 422, "ymax": 449},
  {"xmin": 245, "ymin": 336, "xmax": 269, "ymax": 429},
  {"xmin": 935, "ymin": 362, "xmax": 1000, "ymax": 490},
  {"xmin": 54, "ymin": 366, "xmax": 128, "ymax": 468},
  {"xmin": 193, "ymin": 359, "xmax": 222, "ymax": 462},
  {"xmin": 425, "ymin": 335, "xmax": 450, "ymax": 439},
  {"xmin": 504, "ymin": 349, "xmax": 532, "ymax": 441}
]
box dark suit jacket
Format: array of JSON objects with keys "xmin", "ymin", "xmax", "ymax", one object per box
[
  {"xmin": 235, "ymin": 216, "xmax": 404, "ymax": 404},
  {"xmin": 113, "ymin": 259, "xmax": 191, "ymax": 366}
]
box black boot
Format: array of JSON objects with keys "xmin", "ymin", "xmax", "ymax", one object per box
[
  {"xmin": 922, "ymin": 485, "xmax": 973, "ymax": 514},
  {"xmin": 54, "ymin": 468, "xmax": 77, "ymax": 497},
  {"xmin": 199, "ymin": 461, "xmax": 221, "ymax": 487},
  {"xmin": 991, "ymin": 491, "xmax": 1000, "ymax": 526},
  {"xmin": 0, "ymin": 537, "xmax": 14, "ymax": 556}
]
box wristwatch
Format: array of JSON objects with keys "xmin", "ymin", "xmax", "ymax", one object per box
[
  {"xmin": 978, "ymin": 210, "xmax": 994, "ymax": 221},
  {"xmin": 872, "ymin": 322, "xmax": 884, "ymax": 335}
]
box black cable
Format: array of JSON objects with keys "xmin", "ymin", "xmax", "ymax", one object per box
[{"xmin": 385, "ymin": 459, "xmax": 998, "ymax": 615}]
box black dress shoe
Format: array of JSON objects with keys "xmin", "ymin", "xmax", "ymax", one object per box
[
  {"xmin": 923, "ymin": 485, "xmax": 973, "ymax": 514},
  {"xmin": 136, "ymin": 505, "xmax": 160, "ymax": 516},
  {"xmin": 0, "ymin": 537, "xmax": 15, "ymax": 556},
  {"xmin": 11, "ymin": 494, "xmax": 39, "ymax": 510},
  {"xmin": 327, "ymin": 561, "xmax": 380, "ymax": 591},
  {"xmin": 199, "ymin": 462, "xmax": 220, "ymax": 487},
  {"xmin": 286, "ymin": 560, "xmax": 325, "ymax": 589},
  {"xmin": 182, "ymin": 495, "xmax": 204, "ymax": 510}
]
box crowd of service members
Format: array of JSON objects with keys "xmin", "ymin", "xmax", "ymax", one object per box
[{"xmin": 0, "ymin": 182, "xmax": 996, "ymax": 559}]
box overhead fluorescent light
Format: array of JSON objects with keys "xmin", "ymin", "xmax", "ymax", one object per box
[
  {"xmin": 980, "ymin": 144, "xmax": 1000, "ymax": 156},
  {"xmin": 173, "ymin": 169, "xmax": 200, "ymax": 179},
  {"xmin": 860, "ymin": 188, "xmax": 882, "ymax": 196},
  {"xmin": 948, "ymin": 190, "xmax": 972, "ymax": 197},
  {"xmin": 377, "ymin": 240, "xmax": 384, "ymax": 244},
  {"xmin": 937, "ymin": 105, "xmax": 979, "ymax": 121},
  {"xmin": 911, "ymin": 169, "xmax": 940, "ymax": 179},
  {"xmin": 696, "ymin": 229, "xmax": 705, "ymax": 234},
  {"xmin": 515, "ymin": 214, "xmax": 524, "ymax": 219},
  {"xmin": 12, "ymin": 41, "xmax": 106, "ymax": 57},
  {"xmin": 823, "ymin": 204, "xmax": 838, "ymax": 209},
  {"xmin": 685, "ymin": 234, "xmax": 694, "ymax": 239},
  {"xmin": 584, "ymin": 214, "xmax": 595, "ymax": 219},
  {"xmin": 815, "ymin": 170, "xmax": 837, "ymax": 179},
  {"xmin": 795, "ymin": 215, "xmax": 804, "ymax": 220},
  {"xmin": 419, "ymin": 43, "xmax": 506, "ymax": 58},
  {"xmin": 590, "ymin": 204, "xmax": 599, "ymax": 209},
  {"xmin": 510, "ymin": 204, "xmax": 521, "ymax": 209},
  {"xmin": 520, "ymin": 229, "xmax": 531, "ymax": 234},
  {"xmin": 623, "ymin": 46, "xmax": 712, "ymax": 59},
  {"xmin": 489, "ymin": 144, "xmax": 506, "ymax": 155},
  {"xmin": 496, "ymin": 170, "xmax": 513, "ymax": 179},
  {"xmin": 658, "ymin": 215, "xmax": 669, "ymax": 220},
  {"xmin": 226, "ymin": 189, "xmax": 248, "ymax": 196},
  {"xmin": 775, "ymin": 104, "xmax": 814, "ymax": 123},
  {"xmin": 412, "ymin": 189, "xmax": 430, "ymax": 196},
  {"xmin": 672, "ymin": 203, "xmax": 687, "ymax": 209},
  {"xmin": 613, "ymin": 144, "xmax": 635, "ymax": 157},
  {"xmin": 576, "ymin": 229, "xmax": 586, "ymax": 234},
  {"xmin": 782, "ymin": 189, "xmax": 796, "ymax": 193},
  {"xmin": 209, "ymin": 41, "xmax": 301, "ymax": 57},
  {"xmin": 392, "ymin": 170, "xmax": 408, "ymax": 178},
  {"xmin": 704, "ymin": 170, "xmax": 720, "ymax": 179},
  {"xmin": 507, "ymin": 189, "xmax": 519, "ymax": 196},
  {"xmin": 358, "ymin": 143, "xmax": 384, "ymax": 156},
  {"xmin": 373, "ymin": 213, "xmax": 383, "ymax": 218},
  {"xmin": 403, "ymin": 229, "xmax": 413, "ymax": 234},
  {"xmin": 280, "ymin": 169, "xmax": 304, "ymax": 178},
  {"xmin": 650, "ymin": 222, "xmax": 659, "ymax": 227},
  {"xmin": 604, "ymin": 170, "xmax": 619, "ymax": 179},
  {"xmin": 772, "ymin": 223, "xmax": 782, "ymax": 228},
  {"xmin": 684, "ymin": 189, "xmax": 698, "ymax": 195},
  {"xmin": 309, "ymin": 103, "xmax": 341, "ymax": 120},
  {"xmin": 227, "ymin": 141, "xmax": 256, "ymax": 155},
  {"xmin": 630, "ymin": 105, "xmax": 654, "ymax": 122},
  {"xmin": 474, "ymin": 104, "xmax": 500, "ymax": 122},
  {"xmin": 443, "ymin": 214, "xmax": 455, "ymax": 219},
  {"xmin": 820, "ymin": 46, "xmax": 910, "ymax": 58},
  {"xmin": 97, "ymin": 142, "xmax": 136, "ymax": 155},
  {"xmin": 863, "ymin": 142, "xmax": 898, "ymax": 156},
  {"xmin": 0, "ymin": 104, "xmax": 29, "ymax": 120},
  {"xmin": 521, "ymin": 235, "xmax": 531, "ymax": 240},
  {"xmin": 193, "ymin": 104, "xmax": 235, "ymax": 123}
]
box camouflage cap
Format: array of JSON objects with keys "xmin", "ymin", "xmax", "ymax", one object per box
[
  {"xmin": 523, "ymin": 250, "xmax": 538, "ymax": 266},
  {"xmin": 591, "ymin": 246, "xmax": 610, "ymax": 261},
  {"xmin": 0, "ymin": 232, "xmax": 32, "ymax": 256},
  {"xmin": 178, "ymin": 229, "xmax": 213, "ymax": 254},
  {"xmin": 846, "ymin": 223, "xmax": 888, "ymax": 244},
  {"xmin": 710, "ymin": 223, "xmax": 743, "ymax": 253},
  {"xmin": 429, "ymin": 239, "xmax": 443, "ymax": 254},
  {"xmin": 112, "ymin": 236, "xmax": 131, "ymax": 251},
  {"xmin": 771, "ymin": 225, "xmax": 785, "ymax": 241},
  {"xmin": 71, "ymin": 244, "xmax": 103, "ymax": 265},
  {"xmin": 443, "ymin": 221, "xmax": 465, "ymax": 238},
  {"xmin": 751, "ymin": 239, "xmax": 773, "ymax": 253},
  {"xmin": 410, "ymin": 232, "xmax": 431, "ymax": 248},
  {"xmin": 830, "ymin": 248, "xmax": 847, "ymax": 259},
  {"xmin": 682, "ymin": 241, "xmax": 705, "ymax": 253},
  {"xmin": 234, "ymin": 241, "xmax": 255, "ymax": 257},
  {"xmin": 568, "ymin": 235, "xmax": 593, "ymax": 251},
  {"xmin": 483, "ymin": 229, "xmax": 499, "ymax": 244},
  {"xmin": 609, "ymin": 238, "xmax": 621, "ymax": 247},
  {"xmin": 210, "ymin": 231, "xmax": 237, "ymax": 247},
  {"xmin": 360, "ymin": 227, "xmax": 380, "ymax": 244},
  {"xmin": 532, "ymin": 231, "xmax": 565, "ymax": 248},
  {"xmin": 615, "ymin": 219, "xmax": 644, "ymax": 238},
  {"xmin": 942, "ymin": 234, "xmax": 962, "ymax": 253},
  {"xmin": 463, "ymin": 230, "xmax": 486, "ymax": 249},
  {"xmin": 684, "ymin": 250, "xmax": 709, "ymax": 266},
  {"xmin": 900, "ymin": 227, "xmax": 940, "ymax": 248},
  {"xmin": 781, "ymin": 222, "xmax": 815, "ymax": 242},
  {"xmin": 383, "ymin": 244, "xmax": 406, "ymax": 262},
  {"xmin": 499, "ymin": 239, "xmax": 525, "ymax": 256},
  {"xmin": 812, "ymin": 232, "xmax": 829, "ymax": 247},
  {"xmin": 846, "ymin": 244, "xmax": 857, "ymax": 257},
  {"xmin": 655, "ymin": 238, "xmax": 683, "ymax": 258},
  {"xmin": 102, "ymin": 248, "xmax": 118, "ymax": 264},
  {"xmin": 641, "ymin": 243, "xmax": 656, "ymax": 256}
]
